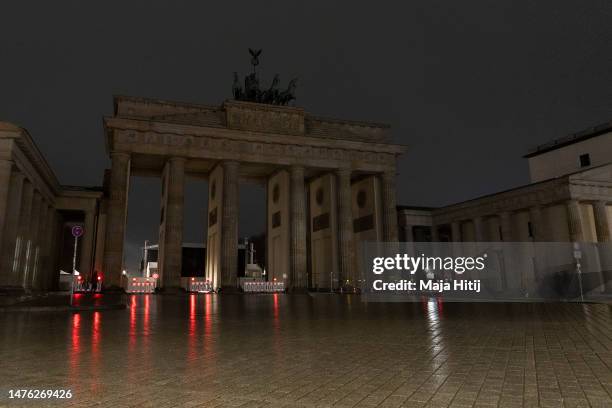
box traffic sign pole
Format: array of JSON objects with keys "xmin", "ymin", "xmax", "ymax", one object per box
[{"xmin": 70, "ymin": 226, "xmax": 84, "ymax": 307}]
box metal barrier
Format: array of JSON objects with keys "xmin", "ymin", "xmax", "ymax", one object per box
[
  {"xmin": 73, "ymin": 276, "xmax": 86, "ymax": 292},
  {"xmin": 72, "ymin": 276, "xmax": 102, "ymax": 293},
  {"xmin": 186, "ymin": 277, "xmax": 213, "ymax": 293},
  {"xmin": 126, "ymin": 277, "xmax": 157, "ymax": 294},
  {"xmin": 241, "ymin": 281, "xmax": 285, "ymax": 293}
]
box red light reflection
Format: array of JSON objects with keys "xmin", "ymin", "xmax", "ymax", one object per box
[
  {"xmin": 91, "ymin": 312, "xmax": 101, "ymax": 392},
  {"xmin": 69, "ymin": 313, "xmax": 81, "ymax": 381},
  {"xmin": 188, "ymin": 294, "xmax": 197, "ymax": 363}
]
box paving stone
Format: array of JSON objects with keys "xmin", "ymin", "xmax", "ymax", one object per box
[{"xmin": 1, "ymin": 295, "xmax": 612, "ymax": 407}]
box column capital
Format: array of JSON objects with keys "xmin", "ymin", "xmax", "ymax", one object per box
[
  {"xmin": 222, "ymin": 160, "xmax": 239, "ymax": 168},
  {"xmin": 168, "ymin": 156, "xmax": 186, "ymax": 164},
  {"xmin": 335, "ymin": 167, "xmax": 352, "ymax": 178},
  {"xmin": 289, "ymin": 165, "xmax": 305, "ymax": 178},
  {"xmin": 381, "ymin": 170, "xmax": 396, "ymax": 180}
]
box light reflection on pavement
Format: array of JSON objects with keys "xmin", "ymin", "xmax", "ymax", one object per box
[{"xmin": 1, "ymin": 294, "xmax": 612, "ymax": 407}]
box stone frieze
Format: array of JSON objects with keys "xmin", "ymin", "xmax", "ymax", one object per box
[{"xmin": 115, "ymin": 130, "xmax": 396, "ymax": 167}]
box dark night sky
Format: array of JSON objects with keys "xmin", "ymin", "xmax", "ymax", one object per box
[{"xmin": 2, "ymin": 1, "xmax": 612, "ymax": 271}]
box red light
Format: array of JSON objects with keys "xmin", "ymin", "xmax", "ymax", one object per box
[
  {"xmin": 152, "ymin": 273, "xmax": 159, "ymax": 279},
  {"xmin": 97, "ymin": 276, "xmax": 102, "ymax": 281},
  {"xmin": 132, "ymin": 278, "xmax": 136, "ymax": 281},
  {"xmin": 78, "ymin": 276, "xmax": 82, "ymax": 280},
  {"xmin": 191, "ymin": 277, "xmax": 195, "ymax": 281}
]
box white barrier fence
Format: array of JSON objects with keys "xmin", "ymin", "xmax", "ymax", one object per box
[
  {"xmin": 72, "ymin": 276, "xmax": 101, "ymax": 293},
  {"xmin": 186, "ymin": 278, "xmax": 213, "ymax": 293},
  {"xmin": 241, "ymin": 281, "xmax": 285, "ymax": 293},
  {"xmin": 126, "ymin": 277, "xmax": 157, "ymax": 294}
]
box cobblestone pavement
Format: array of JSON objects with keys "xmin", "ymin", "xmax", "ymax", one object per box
[{"xmin": 1, "ymin": 294, "xmax": 612, "ymax": 407}]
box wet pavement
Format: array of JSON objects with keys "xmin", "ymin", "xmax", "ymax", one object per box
[
  {"xmin": 1, "ymin": 294, "xmax": 612, "ymax": 407},
  {"xmin": 0, "ymin": 292, "xmax": 126, "ymax": 311}
]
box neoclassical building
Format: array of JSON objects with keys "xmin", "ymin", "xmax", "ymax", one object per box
[
  {"xmin": 102, "ymin": 96, "xmax": 405, "ymax": 291},
  {"xmin": 0, "ymin": 122, "xmax": 105, "ymax": 292},
  {"xmin": 399, "ymin": 122, "xmax": 612, "ymax": 244},
  {"xmin": 0, "ymin": 97, "xmax": 406, "ymax": 293},
  {"xmin": 2, "ymin": 96, "xmax": 610, "ymax": 294}
]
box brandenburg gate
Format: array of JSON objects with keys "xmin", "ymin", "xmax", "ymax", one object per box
[{"xmin": 103, "ymin": 95, "xmax": 406, "ymax": 291}]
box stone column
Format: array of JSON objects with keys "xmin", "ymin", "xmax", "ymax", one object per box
[
  {"xmin": 30, "ymin": 202, "xmax": 48, "ymax": 290},
  {"xmin": 0, "ymin": 160, "xmax": 12, "ymax": 256},
  {"xmin": 451, "ymin": 221, "xmax": 461, "ymax": 242},
  {"xmin": 566, "ymin": 200, "xmax": 584, "ymax": 242},
  {"xmin": 403, "ymin": 225, "xmax": 414, "ymax": 242},
  {"xmin": 103, "ymin": 152, "xmax": 131, "ymax": 288},
  {"xmin": 473, "ymin": 217, "xmax": 485, "ymax": 242},
  {"xmin": 470, "ymin": 217, "xmax": 485, "ymax": 280},
  {"xmin": 0, "ymin": 172, "xmax": 24, "ymax": 288},
  {"xmin": 431, "ymin": 225, "xmax": 439, "ymax": 242},
  {"xmin": 44, "ymin": 209, "xmax": 59, "ymax": 291},
  {"xmin": 161, "ymin": 157, "xmax": 185, "ymax": 289},
  {"xmin": 290, "ymin": 165, "xmax": 307, "ymax": 290},
  {"xmin": 14, "ymin": 181, "xmax": 33, "ymax": 288},
  {"xmin": 500, "ymin": 212, "xmax": 513, "ymax": 241},
  {"xmin": 380, "ymin": 171, "xmax": 398, "ymax": 242},
  {"xmin": 593, "ymin": 201, "xmax": 612, "ymax": 292},
  {"xmin": 593, "ymin": 201, "xmax": 610, "ymax": 243},
  {"xmin": 79, "ymin": 210, "xmax": 96, "ymax": 280},
  {"xmin": 498, "ymin": 211, "xmax": 514, "ymax": 290},
  {"xmin": 221, "ymin": 160, "xmax": 239, "ymax": 289},
  {"xmin": 23, "ymin": 192, "xmax": 42, "ymax": 289},
  {"xmin": 450, "ymin": 221, "xmax": 462, "ymax": 261},
  {"xmin": 38, "ymin": 204, "xmax": 55, "ymax": 291},
  {"xmin": 336, "ymin": 168, "xmax": 355, "ymax": 286},
  {"xmin": 526, "ymin": 205, "xmax": 546, "ymax": 292}
]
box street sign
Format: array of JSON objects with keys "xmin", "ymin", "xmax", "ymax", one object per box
[{"xmin": 71, "ymin": 225, "xmax": 84, "ymax": 237}]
